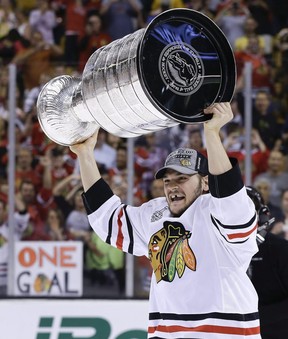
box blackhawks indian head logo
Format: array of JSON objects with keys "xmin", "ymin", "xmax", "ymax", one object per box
[
  {"xmin": 159, "ymin": 42, "xmax": 204, "ymax": 96},
  {"xmin": 148, "ymin": 221, "xmax": 196, "ymax": 283}
]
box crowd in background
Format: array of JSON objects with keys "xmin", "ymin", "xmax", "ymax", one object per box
[{"xmin": 0, "ymin": 0, "xmax": 288, "ymax": 297}]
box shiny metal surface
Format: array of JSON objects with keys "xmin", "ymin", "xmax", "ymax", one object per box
[{"xmin": 37, "ymin": 8, "xmax": 236, "ymax": 146}]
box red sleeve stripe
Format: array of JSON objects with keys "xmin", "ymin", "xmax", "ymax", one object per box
[
  {"xmin": 116, "ymin": 207, "xmax": 124, "ymax": 250},
  {"xmin": 148, "ymin": 324, "xmax": 260, "ymax": 336},
  {"xmin": 227, "ymin": 224, "xmax": 258, "ymax": 240},
  {"xmin": 212, "ymin": 213, "xmax": 257, "ymax": 230}
]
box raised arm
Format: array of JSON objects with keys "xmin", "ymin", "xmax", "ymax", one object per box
[
  {"xmin": 203, "ymin": 102, "xmax": 233, "ymax": 175},
  {"xmin": 69, "ymin": 129, "xmax": 101, "ymax": 192}
]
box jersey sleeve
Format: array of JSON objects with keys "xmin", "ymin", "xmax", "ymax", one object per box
[
  {"xmin": 208, "ymin": 159, "xmax": 258, "ymax": 265},
  {"xmin": 82, "ymin": 179, "xmax": 149, "ymax": 257}
]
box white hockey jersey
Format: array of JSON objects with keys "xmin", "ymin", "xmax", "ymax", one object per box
[{"xmin": 83, "ymin": 162, "xmax": 261, "ymax": 338}]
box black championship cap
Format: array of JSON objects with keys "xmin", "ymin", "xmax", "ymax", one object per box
[{"xmin": 155, "ymin": 148, "xmax": 208, "ymax": 179}]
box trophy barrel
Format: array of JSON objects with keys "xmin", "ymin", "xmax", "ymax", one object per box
[{"xmin": 37, "ymin": 8, "xmax": 236, "ymax": 145}]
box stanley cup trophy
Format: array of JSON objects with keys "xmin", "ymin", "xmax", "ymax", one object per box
[{"xmin": 37, "ymin": 9, "xmax": 236, "ymax": 146}]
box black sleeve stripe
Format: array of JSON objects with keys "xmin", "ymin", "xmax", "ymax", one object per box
[
  {"xmin": 211, "ymin": 215, "xmax": 248, "ymax": 244},
  {"xmin": 123, "ymin": 205, "xmax": 134, "ymax": 254},
  {"xmin": 105, "ymin": 208, "xmax": 117, "ymax": 245},
  {"xmin": 105, "ymin": 205, "xmax": 135, "ymax": 253},
  {"xmin": 209, "ymin": 158, "xmax": 244, "ymax": 198},
  {"xmin": 212, "ymin": 213, "xmax": 257, "ymax": 230},
  {"xmin": 82, "ymin": 178, "xmax": 114, "ymax": 214},
  {"xmin": 149, "ymin": 311, "xmax": 259, "ymax": 321}
]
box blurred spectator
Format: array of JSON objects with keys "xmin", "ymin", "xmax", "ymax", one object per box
[
  {"xmin": 100, "ymin": 0, "xmax": 144, "ymax": 41},
  {"xmin": 12, "ymin": 29, "xmax": 63, "ymax": 92},
  {"xmin": 155, "ymin": 124, "xmax": 187, "ymax": 152},
  {"xmin": 15, "ymin": 147, "xmax": 42, "ymax": 191},
  {"xmin": 14, "ymin": 179, "xmax": 53, "ymax": 240},
  {"xmin": 14, "ymin": 8, "xmax": 32, "ymax": 41},
  {"xmin": 44, "ymin": 207, "xmax": 74, "ymax": 241},
  {"xmin": 14, "ymin": 151, "xmax": 55, "ymax": 240},
  {"xmin": 23, "ymin": 72, "xmax": 52, "ymax": 114},
  {"xmin": 0, "ymin": 64, "xmax": 27, "ymax": 121},
  {"xmin": 223, "ymin": 123, "xmax": 244, "ymax": 152},
  {"xmin": 52, "ymin": 174, "xmax": 95, "ymax": 280},
  {"xmin": 146, "ymin": 177, "xmax": 164, "ymax": 200},
  {"xmin": 184, "ymin": 127, "xmax": 207, "ymax": 155},
  {"xmin": 252, "ymin": 90, "xmax": 281, "ymax": 149},
  {"xmin": 273, "ymin": 27, "xmax": 288, "ymax": 72},
  {"xmin": 179, "ymin": 0, "xmax": 213, "ymax": 15},
  {"xmin": 65, "ymin": 189, "xmax": 91, "ymax": 240},
  {"xmin": 28, "ymin": 0, "xmax": 57, "ymax": 44},
  {"xmin": 52, "ymin": 173, "xmax": 82, "ymax": 200},
  {"xmin": 229, "ymin": 96, "xmax": 244, "ymax": 125},
  {"xmin": 226, "ymin": 128, "xmax": 270, "ymax": 180},
  {"xmin": 214, "ymin": 0, "xmax": 250, "ymax": 49},
  {"xmin": 110, "ymin": 173, "xmax": 129, "ymax": 203},
  {"xmin": 85, "ymin": 231, "xmax": 125, "ymax": 294},
  {"xmin": 0, "ymin": 0, "xmax": 17, "ymax": 39},
  {"xmin": 36, "ymin": 146, "xmax": 74, "ymax": 187},
  {"xmin": 253, "ymin": 177, "xmax": 284, "ymax": 234},
  {"xmin": 106, "ymin": 133, "xmax": 124, "ymax": 149},
  {"xmin": 147, "ymin": 0, "xmax": 179, "ymax": 22},
  {"xmin": 0, "ymin": 178, "xmax": 7, "ymax": 206},
  {"xmin": 247, "ymin": 128, "xmax": 270, "ymax": 178},
  {"xmin": 74, "ymin": 128, "xmax": 116, "ymax": 172},
  {"xmin": 108, "ymin": 240, "xmax": 125, "ymax": 295},
  {"xmin": 85, "ymin": 0, "xmax": 102, "ymax": 14},
  {"xmin": 15, "ymin": 0, "xmax": 37, "ymax": 11},
  {"xmin": 52, "ymin": 173, "xmax": 90, "ymax": 241},
  {"xmin": 92, "ymin": 129, "xmax": 116, "ymax": 167},
  {"xmin": 0, "ymin": 197, "xmax": 39, "ymax": 295},
  {"xmin": 0, "ymin": 66, "xmax": 8, "ymax": 104},
  {"xmin": 235, "ymin": 37, "xmax": 272, "ymax": 95},
  {"xmin": 20, "ymin": 106, "xmax": 47, "ymax": 156},
  {"xmin": 0, "ymin": 117, "xmax": 7, "ymax": 178},
  {"xmin": 50, "ymin": 1, "xmax": 65, "ymax": 47},
  {"xmin": 266, "ymin": 0, "xmax": 288, "ymax": 34},
  {"xmin": 78, "ymin": 13, "xmax": 111, "ymax": 72},
  {"xmin": 280, "ymin": 189, "xmax": 288, "ymax": 240},
  {"xmin": 108, "ymin": 143, "xmax": 145, "ymax": 205},
  {"xmin": 246, "ymin": 0, "xmax": 272, "ymax": 35},
  {"xmin": 62, "ymin": 0, "xmax": 87, "ymax": 69},
  {"xmin": 0, "ymin": 199, "xmax": 8, "ymax": 295},
  {"xmin": 134, "ymin": 133, "xmax": 168, "ymax": 197},
  {"xmin": 108, "ymin": 144, "xmax": 127, "ymax": 178},
  {"xmin": 270, "ymin": 78, "xmax": 288, "ymax": 129},
  {"xmin": 0, "ymin": 27, "xmax": 30, "ymax": 65},
  {"xmin": 234, "ymin": 16, "xmax": 267, "ymax": 53},
  {"xmin": 254, "ymin": 150, "xmax": 288, "ymax": 208},
  {"xmin": 148, "ymin": 0, "xmax": 213, "ymax": 23},
  {"xmin": 85, "ymin": 231, "xmax": 113, "ymax": 287},
  {"xmin": 280, "ymin": 116, "xmax": 288, "ymax": 157}
]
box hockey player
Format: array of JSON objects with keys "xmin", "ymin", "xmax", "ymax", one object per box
[{"xmin": 70, "ymin": 102, "xmax": 260, "ymax": 338}]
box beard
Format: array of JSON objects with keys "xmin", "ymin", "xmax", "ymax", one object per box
[{"xmin": 168, "ymin": 176, "xmax": 203, "ymax": 217}]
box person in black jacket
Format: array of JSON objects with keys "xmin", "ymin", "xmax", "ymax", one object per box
[{"xmin": 247, "ymin": 186, "xmax": 288, "ymax": 339}]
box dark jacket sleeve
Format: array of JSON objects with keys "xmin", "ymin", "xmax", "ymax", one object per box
[
  {"xmin": 81, "ymin": 178, "xmax": 114, "ymax": 215},
  {"xmin": 209, "ymin": 158, "xmax": 244, "ymax": 198}
]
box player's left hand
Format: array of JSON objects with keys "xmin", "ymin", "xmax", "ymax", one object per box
[{"xmin": 203, "ymin": 102, "xmax": 234, "ymax": 132}]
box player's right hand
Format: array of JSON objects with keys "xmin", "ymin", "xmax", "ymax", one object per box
[{"xmin": 69, "ymin": 128, "xmax": 100, "ymax": 156}]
